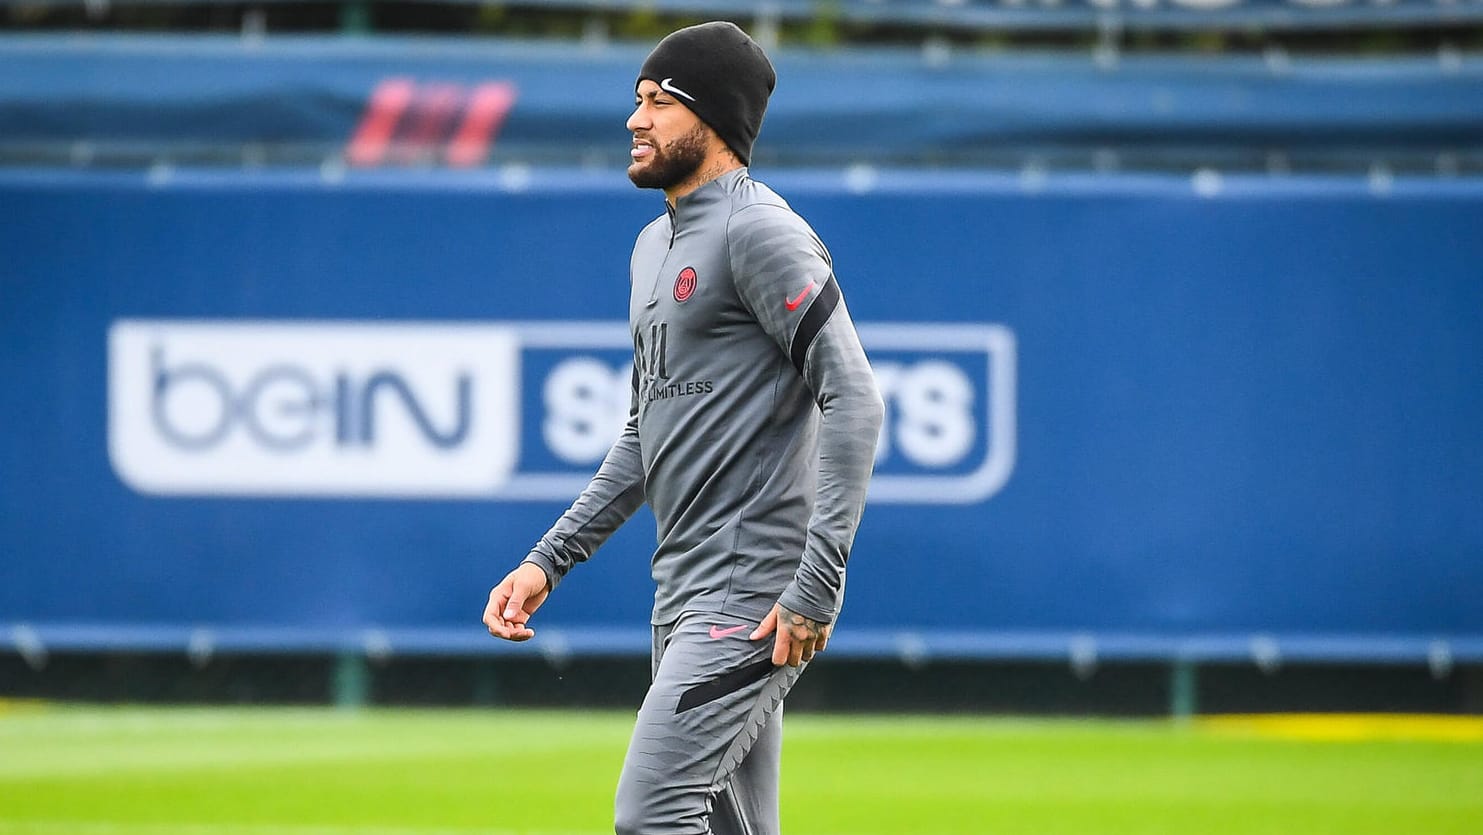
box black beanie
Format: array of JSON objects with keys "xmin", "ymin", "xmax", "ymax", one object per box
[{"xmin": 637, "ymin": 22, "xmax": 776, "ymax": 166}]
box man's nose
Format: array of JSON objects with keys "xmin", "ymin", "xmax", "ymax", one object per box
[{"xmin": 626, "ymin": 106, "xmax": 649, "ymax": 133}]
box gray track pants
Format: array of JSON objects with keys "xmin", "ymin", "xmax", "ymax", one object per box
[{"xmin": 614, "ymin": 611, "xmax": 804, "ymax": 835}]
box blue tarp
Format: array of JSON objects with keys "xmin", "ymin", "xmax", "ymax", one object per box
[
  {"xmin": 3, "ymin": 0, "xmax": 1482, "ymax": 31},
  {"xmin": 1, "ymin": 35, "xmax": 1481, "ymax": 168}
]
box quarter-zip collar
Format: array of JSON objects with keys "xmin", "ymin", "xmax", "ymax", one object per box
[{"xmin": 666, "ymin": 167, "xmax": 748, "ymax": 247}]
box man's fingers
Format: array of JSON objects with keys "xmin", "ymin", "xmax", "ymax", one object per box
[
  {"xmin": 483, "ymin": 583, "xmax": 536, "ymax": 641},
  {"xmin": 503, "ymin": 590, "xmax": 527, "ymax": 621},
  {"xmin": 483, "ymin": 588, "xmax": 511, "ymax": 633},
  {"xmin": 487, "ymin": 617, "xmax": 534, "ymax": 641},
  {"xmin": 771, "ymin": 631, "xmax": 790, "ymax": 666},
  {"xmin": 783, "ymin": 622, "xmax": 805, "ymax": 667},
  {"xmin": 750, "ymin": 608, "xmax": 778, "ymax": 641}
]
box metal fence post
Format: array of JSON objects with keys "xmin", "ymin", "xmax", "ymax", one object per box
[
  {"xmin": 473, "ymin": 660, "xmax": 501, "ymax": 706},
  {"xmin": 335, "ymin": 652, "xmax": 369, "ymax": 709},
  {"xmin": 340, "ymin": 1, "xmax": 371, "ymax": 35},
  {"xmin": 1170, "ymin": 659, "xmax": 1198, "ymax": 721}
]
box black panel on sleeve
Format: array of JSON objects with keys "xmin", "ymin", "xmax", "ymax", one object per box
[{"xmin": 788, "ymin": 277, "xmax": 841, "ymax": 376}]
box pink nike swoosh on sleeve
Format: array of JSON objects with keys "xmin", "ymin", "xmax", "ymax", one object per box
[
  {"xmin": 785, "ymin": 282, "xmax": 816, "ymax": 311},
  {"xmin": 709, "ymin": 624, "xmax": 750, "ymax": 639}
]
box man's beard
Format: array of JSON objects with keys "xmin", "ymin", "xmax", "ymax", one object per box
[{"xmin": 628, "ymin": 124, "xmax": 708, "ymax": 190}]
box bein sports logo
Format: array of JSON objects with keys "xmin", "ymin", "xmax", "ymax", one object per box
[
  {"xmin": 108, "ymin": 320, "xmax": 519, "ymax": 497},
  {"xmin": 109, "ymin": 319, "xmax": 1015, "ymax": 503}
]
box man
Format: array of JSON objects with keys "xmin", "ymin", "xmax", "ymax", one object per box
[{"xmin": 484, "ymin": 21, "xmax": 884, "ymax": 835}]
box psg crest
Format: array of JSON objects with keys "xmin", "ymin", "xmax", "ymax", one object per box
[{"xmin": 674, "ymin": 267, "xmax": 697, "ymax": 302}]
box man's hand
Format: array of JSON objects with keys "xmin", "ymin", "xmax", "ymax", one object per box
[
  {"xmin": 750, "ymin": 603, "xmax": 832, "ymax": 667},
  {"xmin": 483, "ymin": 563, "xmax": 551, "ymax": 642}
]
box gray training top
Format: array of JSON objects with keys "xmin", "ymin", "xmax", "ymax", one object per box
[{"xmin": 523, "ymin": 168, "xmax": 884, "ymax": 626}]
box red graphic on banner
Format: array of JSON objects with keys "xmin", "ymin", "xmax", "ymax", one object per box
[{"xmin": 348, "ymin": 78, "xmax": 519, "ymax": 168}]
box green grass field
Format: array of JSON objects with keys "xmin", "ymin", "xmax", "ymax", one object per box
[{"xmin": 1, "ymin": 705, "xmax": 1480, "ymax": 835}]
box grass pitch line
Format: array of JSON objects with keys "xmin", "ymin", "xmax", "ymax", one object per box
[
  {"xmin": 0, "ymin": 823, "xmax": 607, "ymax": 835},
  {"xmin": 3, "ymin": 710, "xmax": 1479, "ymax": 835}
]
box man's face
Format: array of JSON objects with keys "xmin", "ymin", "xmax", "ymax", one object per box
[{"xmin": 627, "ymin": 79, "xmax": 709, "ymax": 191}]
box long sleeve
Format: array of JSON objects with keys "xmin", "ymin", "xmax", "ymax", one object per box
[
  {"xmin": 778, "ymin": 305, "xmax": 883, "ymax": 622},
  {"xmin": 522, "ymin": 369, "xmax": 647, "ymax": 590},
  {"xmin": 728, "ymin": 203, "xmax": 885, "ymax": 623}
]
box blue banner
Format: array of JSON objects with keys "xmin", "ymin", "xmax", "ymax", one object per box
[{"xmin": 3, "ymin": 168, "xmax": 1482, "ymax": 641}]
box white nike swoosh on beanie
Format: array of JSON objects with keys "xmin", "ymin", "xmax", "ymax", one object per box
[{"xmin": 660, "ymin": 78, "xmax": 697, "ymax": 102}]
